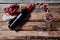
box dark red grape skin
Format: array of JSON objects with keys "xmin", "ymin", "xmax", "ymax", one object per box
[
  {"xmin": 43, "ymin": 5, "xmax": 48, "ymax": 12},
  {"xmin": 4, "ymin": 4, "xmax": 20, "ymax": 16},
  {"xmin": 44, "ymin": 5, "xmax": 47, "ymax": 8}
]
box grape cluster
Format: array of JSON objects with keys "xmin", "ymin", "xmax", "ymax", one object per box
[{"xmin": 4, "ymin": 4, "xmax": 20, "ymax": 16}]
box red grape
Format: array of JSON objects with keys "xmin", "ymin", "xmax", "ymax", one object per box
[
  {"xmin": 4, "ymin": 8, "xmax": 7, "ymax": 11},
  {"xmin": 4, "ymin": 3, "xmax": 20, "ymax": 16},
  {"xmin": 36, "ymin": 3, "xmax": 40, "ymax": 5},
  {"xmin": 4, "ymin": 8, "xmax": 9, "ymax": 13},
  {"xmin": 44, "ymin": 8, "xmax": 48, "ymax": 12},
  {"xmin": 9, "ymin": 8, "xmax": 13, "ymax": 12},
  {"xmin": 44, "ymin": 5, "xmax": 47, "ymax": 8}
]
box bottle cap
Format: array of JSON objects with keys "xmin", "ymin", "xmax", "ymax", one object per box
[{"xmin": 27, "ymin": 4, "xmax": 33, "ymax": 10}]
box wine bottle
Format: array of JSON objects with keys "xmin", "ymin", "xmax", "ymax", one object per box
[{"xmin": 8, "ymin": 4, "xmax": 35, "ymax": 30}]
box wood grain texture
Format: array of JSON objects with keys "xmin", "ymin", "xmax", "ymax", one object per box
[
  {"xmin": 0, "ymin": 22, "xmax": 45, "ymax": 31},
  {"xmin": 0, "ymin": 4, "xmax": 60, "ymax": 12},
  {"xmin": 0, "ymin": 31, "xmax": 60, "ymax": 37},
  {"xmin": 0, "ymin": 12, "xmax": 60, "ymax": 21},
  {"xmin": 0, "ymin": 3, "xmax": 60, "ymax": 39},
  {"xmin": 0, "ymin": 21, "xmax": 60, "ymax": 31}
]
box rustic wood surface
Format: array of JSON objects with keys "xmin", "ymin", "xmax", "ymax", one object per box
[
  {"xmin": 0, "ymin": 31, "xmax": 60, "ymax": 37},
  {"xmin": 0, "ymin": 21, "xmax": 60, "ymax": 31},
  {"xmin": 0, "ymin": 3, "xmax": 60, "ymax": 40},
  {"xmin": 0, "ymin": 4, "xmax": 60, "ymax": 12},
  {"xmin": 0, "ymin": 12, "xmax": 60, "ymax": 21}
]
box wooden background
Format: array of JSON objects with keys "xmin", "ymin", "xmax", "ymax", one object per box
[{"xmin": 0, "ymin": 1, "xmax": 60, "ymax": 40}]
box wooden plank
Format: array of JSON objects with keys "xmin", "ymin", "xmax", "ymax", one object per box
[
  {"xmin": 0, "ymin": 36, "xmax": 59, "ymax": 40},
  {"xmin": 0, "ymin": 21, "xmax": 60, "ymax": 31},
  {"xmin": 0, "ymin": 12, "xmax": 60, "ymax": 22},
  {"xmin": 16, "ymin": 22, "xmax": 60, "ymax": 31},
  {"xmin": 0, "ymin": 0, "xmax": 60, "ymax": 3},
  {"xmin": 0, "ymin": 4, "xmax": 60, "ymax": 12},
  {"xmin": 0, "ymin": 22, "xmax": 45, "ymax": 31},
  {"xmin": 0, "ymin": 31, "xmax": 60, "ymax": 37}
]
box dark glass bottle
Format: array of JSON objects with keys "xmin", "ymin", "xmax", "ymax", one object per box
[{"xmin": 8, "ymin": 4, "xmax": 35, "ymax": 30}]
